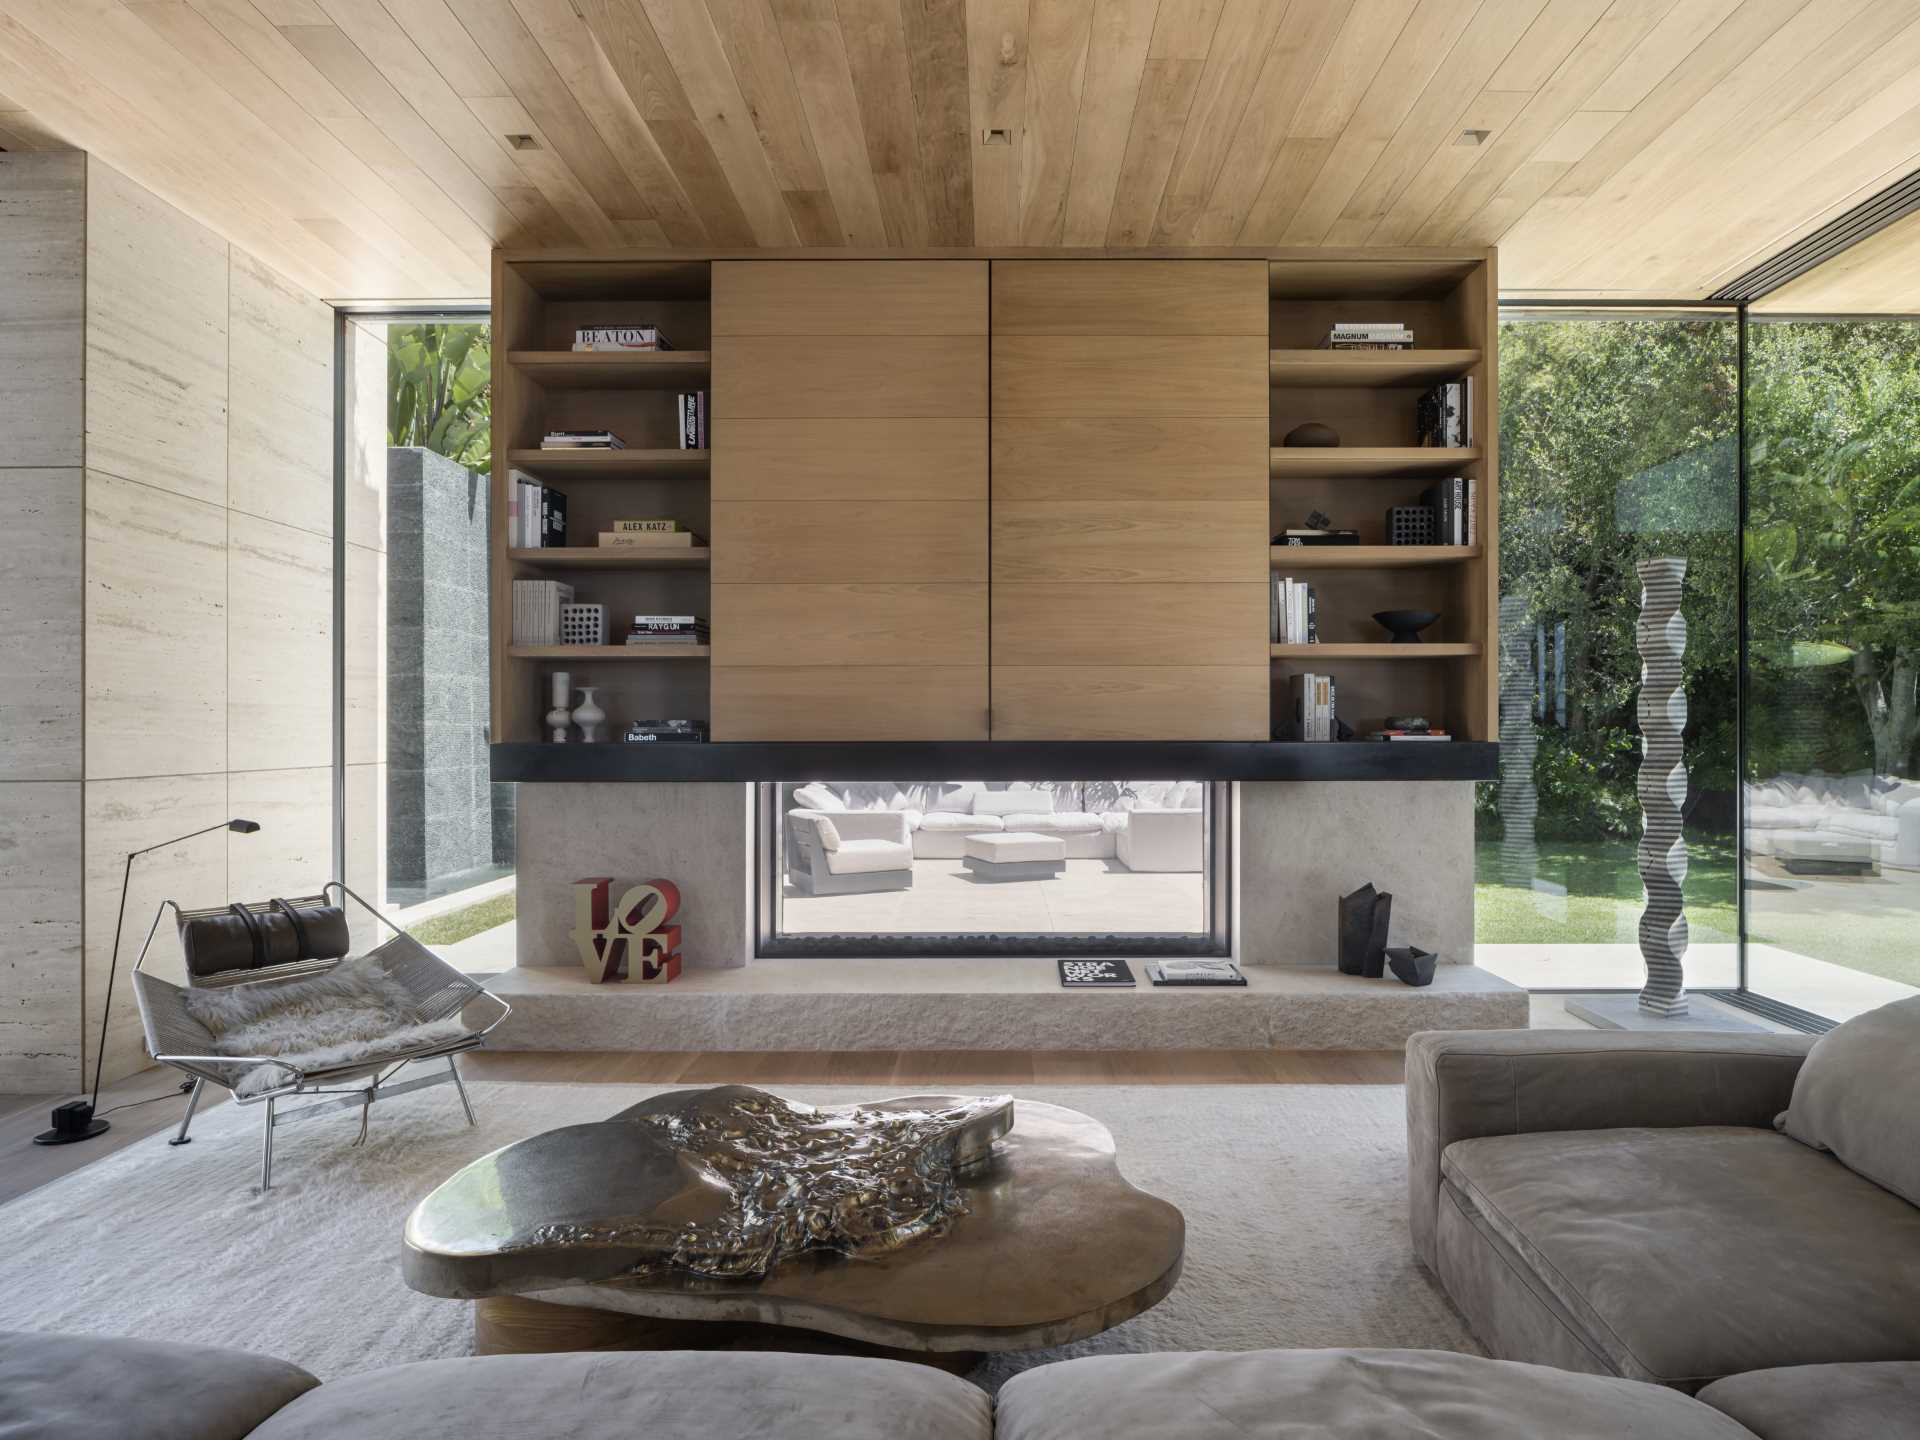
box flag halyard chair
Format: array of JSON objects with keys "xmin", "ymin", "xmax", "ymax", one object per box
[{"xmin": 131, "ymin": 882, "xmax": 510, "ymax": 1191}]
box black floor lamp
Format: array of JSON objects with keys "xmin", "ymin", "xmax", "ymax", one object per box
[{"xmin": 33, "ymin": 818, "xmax": 261, "ymax": 1146}]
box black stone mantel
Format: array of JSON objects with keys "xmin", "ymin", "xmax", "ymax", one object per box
[{"xmin": 490, "ymin": 740, "xmax": 1498, "ymax": 783}]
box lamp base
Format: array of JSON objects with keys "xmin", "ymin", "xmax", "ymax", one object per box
[
  {"xmin": 33, "ymin": 1118, "xmax": 110, "ymax": 1146},
  {"xmin": 32, "ymin": 1098, "xmax": 112, "ymax": 1146}
]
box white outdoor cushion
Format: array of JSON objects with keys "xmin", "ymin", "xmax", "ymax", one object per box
[
  {"xmin": 929, "ymin": 785, "xmax": 978, "ymax": 814},
  {"xmin": 792, "ymin": 782, "xmax": 840, "ymax": 812},
  {"xmin": 1828, "ymin": 812, "xmax": 1899, "ymax": 841},
  {"xmin": 1877, "ymin": 782, "xmax": 1920, "ymax": 814},
  {"xmin": 824, "ymin": 838, "xmax": 914, "ymax": 875},
  {"xmin": 975, "ymin": 789, "xmax": 1050, "ymax": 817},
  {"xmin": 919, "ymin": 812, "xmax": 1001, "ymax": 833},
  {"xmin": 1006, "ymin": 811, "xmax": 1104, "ymax": 834},
  {"xmin": 966, "ymin": 832, "xmax": 1067, "ymax": 863},
  {"xmin": 1746, "ymin": 807, "xmax": 1816, "ymax": 831},
  {"xmin": 811, "ymin": 816, "xmax": 843, "ymax": 851}
]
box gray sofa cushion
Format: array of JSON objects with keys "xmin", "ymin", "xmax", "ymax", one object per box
[
  {"xmin": 0, "ymin": 1329, "xmax": 318, "ymax": 1440},
  {"xmin": 1697, "ymin": 1362, "xmax": 1920, "ymax": 1440},
  {"xmin": 1442, "ymin": 1126, "xmax": 1920, "ymax": 1385},
  {"xmin": 249, "ymin": 1350, "xmax": 991, "ymax": 1440},
  {"xmin": 995, "ymin": 1349, "xmax": 1751, "ymax": 1440},
  {"xmin": 1779, "ymin": 994, "xmax": 1920, "ymax": 1206}
]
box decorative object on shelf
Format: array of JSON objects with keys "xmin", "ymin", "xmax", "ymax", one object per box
[
  {"xmin": 1373, "ymin": 609, "xmax": 1440, "ymax": 644},
  {"xmin": 546, "ymin": 671, "xmax": 573, "ymax": 744},
  {"xmin": 1282, "ymin": 421, "xmax": 1340, "ymax": 447},
  {"xmin": 1634, "ymin": 556, "xmax": 1691, "ymax": 1018},
  {"xmin": 512, "ymin": 579, "xmax": 575, "ymax": 644},
  {"xmin": 573, "ymin": 687, "xmax": 606, "ymax": 743},
  {"xmin": 1058, "ymin": 958, "xmax": 1135, "ymax": 988},
  {"xmin": 559, "ymin": 603, "xmax": 607, "ymax": 647},
  {"xmin": 33, "ymin": 818, "xmax": 261, "ymax": 1148},
  {"xmin": 1146, "ymin": 959, "xmax": 1246, "ymax": 987},
  {"xmin": 1386, "ymin": 945, "xmax": 1438, "ymax": 987},
  {"xmin": 625, "ymin": 719, "xmax": 708, "ymax": 743},
  {"xmin": 1338, "ymin": 883, "xmax": 1392, "ymax": 978},
  {"xmin": 1386, "ymin": 506, "xmax": 1438, "ymax": 546},
  {"xmin": 570, "ymin": 876, "xmax": 684, "ymax": 984}
]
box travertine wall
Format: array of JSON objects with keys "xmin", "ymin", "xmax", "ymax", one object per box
[{"xmin": 0, "ymin": 153, "xmax": 336, "ymax": 1091}]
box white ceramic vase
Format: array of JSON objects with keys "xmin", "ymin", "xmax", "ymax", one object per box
[
  {"xmin": 546, "ymin": 670, "xmax": 572, "ymax": 743},
  {"xmin": 574, "ymin": 686, "xmax": 606, "ymax": 743}
]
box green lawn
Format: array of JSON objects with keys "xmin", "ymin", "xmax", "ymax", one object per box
[{"xmin": 410, "ymin": 891, "xmax": 515, "ymax": 946}]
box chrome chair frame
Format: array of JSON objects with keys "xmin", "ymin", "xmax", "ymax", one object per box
[{"xmin": 131, "ymin": 881, "xmax": 510, "ymax": 1190}]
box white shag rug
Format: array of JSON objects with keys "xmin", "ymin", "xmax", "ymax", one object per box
[{"xmin": 0, "ymin": 1081, "xmax": 1478, "ymax": 1388}]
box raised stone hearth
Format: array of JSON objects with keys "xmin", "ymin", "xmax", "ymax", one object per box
[{"xmin": 484, "ymin": 958, "xmax": 1526, "ymax": 1052}]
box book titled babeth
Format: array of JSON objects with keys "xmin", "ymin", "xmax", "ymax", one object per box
[{"xmin": 1058, "ymin": 959, "xmax": 1136, "ymax": 989}]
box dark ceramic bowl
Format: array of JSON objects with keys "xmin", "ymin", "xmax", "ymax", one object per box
[{"xmin": 1373, "ymin": 609, "xmax": 1439, "ymax": 643}]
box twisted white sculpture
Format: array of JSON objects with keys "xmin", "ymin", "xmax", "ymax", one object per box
[{"xmin": 1635, "ymin": 558, "xmax": 1690, "ymax": 1017}]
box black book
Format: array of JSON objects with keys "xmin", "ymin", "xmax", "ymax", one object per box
[
  {"xmin": 542, "ymin": 487, "xmax": 567, "ymax": 547},
  {"xmin": 1058, "ymin": 958, "xmax": 1136, "ymax": 989}
]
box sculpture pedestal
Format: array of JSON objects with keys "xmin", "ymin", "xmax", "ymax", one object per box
[{"xmin": 1564, "ymin": 993, "xmax": 1765, "ymax": 1033}]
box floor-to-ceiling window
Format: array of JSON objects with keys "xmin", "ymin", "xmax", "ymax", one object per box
[
  {"xmin": 340, "ymin": 311, "xmax": 513, "ymax": 973},
  {"xmin": 1474, "ymin": 308, "xmax": 1740, "ymax": 995}
]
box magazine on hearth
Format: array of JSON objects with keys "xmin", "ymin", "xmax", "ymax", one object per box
[
  {"xmin": 1058, "ymin": 959, "xmax": 1136, "ymax": 989},
  {"xmin": 1147, "ymin": 960, "xmax": 1247, "ymax": 987}
]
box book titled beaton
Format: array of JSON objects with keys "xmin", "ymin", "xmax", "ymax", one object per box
[
  {"xmin": 1058, "ymin": 959, "xmax": 1136, "ymax": 989},
  {"xmin": 572, "ymin": 326, "xmax": 673, "ymax": 352}
]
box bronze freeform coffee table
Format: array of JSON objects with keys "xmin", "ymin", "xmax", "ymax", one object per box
[{"xmin": 402, "ymin": 1086, "xmax": 1184, "ymax": 1369}]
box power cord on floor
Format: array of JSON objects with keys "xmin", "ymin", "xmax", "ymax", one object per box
[{"xmin": 94, "ymin": 1077, "xmax": 197, "ymax": 1119}]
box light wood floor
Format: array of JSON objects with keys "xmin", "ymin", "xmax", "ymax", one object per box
[{"xmin": 0, "ymin": 1049, "xmax": 1403, "ymax": 1206}]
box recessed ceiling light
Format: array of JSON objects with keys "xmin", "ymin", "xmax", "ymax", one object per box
[
  {"xmin": 506, "ymin": 134, "xmax": 540, "ymax": 150},
  {"xmin": 981, "ymin": 128, "xmax": 1011, "ymax": 146},
  {"xmin": 1455, "ymin": 129, "xmax": 1490, "ymax": 147}
]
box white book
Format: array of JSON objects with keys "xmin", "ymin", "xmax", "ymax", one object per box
[{"xmin": 1467, "ymin": 475, "xmax": 1478, "ymax": 547}]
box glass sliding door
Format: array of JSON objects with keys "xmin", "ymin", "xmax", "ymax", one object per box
[
  {"xmin": 1741, "ymin": 314, "xmax": 1920, "ymax": 1021},
  {"xmin": 1475, "ymin": 308, "xmax": 1740, "ymax": 994}
]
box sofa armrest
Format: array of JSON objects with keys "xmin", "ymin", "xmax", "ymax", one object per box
[{"xmin": 1405, "ymin": 1028, "xmax": 1814, "ymax": 1269}]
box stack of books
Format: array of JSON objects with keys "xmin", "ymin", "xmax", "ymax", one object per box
[
  {"xmin": 509, "ymin": 470, "xmax": 567, "ymax": 548},
  {"xmin": 1421, "ymin": 477, "xmax": 1477, "ymax": 546},
  {"xmin": 598, "ymin": 519, "xmax": 704, "ymax": 550},
  {"xmin": 510, "ymin": 579, "xmax": 575, "ymax": 645},
  {"xmin": 625, "ymin": 718, "xmax": 707, "ymax": 744},
  {"xmin": 1416, "ymin": 379, "xmax": 1474, "ymax": 447},
  {"xmin": 1286, "ymin": 672, "xmax": 1338, "ymax": 742},
  {"xmin": 542, "ymin": 429, "xmax": 626, "ymax": 450},
  {"xmin": 572, "ymin": 325, "xmax": 673, "ymax": 352},
  {"xmin": 676, "ymin": 391, "xmax": 707, "ymax": 450},
  {"xmin": 1272, "ymin": 576, "xmax": 1318, "ymax": 644},
  {"xmin": 1367, "ymin": 727, "xmax": 1452, "ymax": 742},
  {"xmin": 1323, "ymin": 321, "xmax": 1413, "ymax": 350},
  {"xmin": 626, "ymin": 614, "xmax": 709, "ymax": 647}
]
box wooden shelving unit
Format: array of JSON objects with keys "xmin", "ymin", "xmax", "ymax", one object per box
[
  {"xmin": 506, "ymin": 447, "xmax": 707, "ymax": 480},
  {"xmin": 1268, "ymin": 348, "xmax": 1479, "ymax": 387},
  {"xmin": 1270, "ymin": 545, "xmax": 1477, "ymax": 569},
  {"xmin": 508, "ymin": 547, "xmax": 711, "ymax": 570},
  {"xmin": 506, "ymin": 350, "xmax": 710, "ymax": 389},
  {"xmin": 1269, "ymin": 446, "xmax": 1481, "ymax": 477}
]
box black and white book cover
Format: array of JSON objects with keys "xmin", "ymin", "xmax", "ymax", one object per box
[{"xmin": 1058, "ymin": 959, "xmax": 1136, "ymax": 989}]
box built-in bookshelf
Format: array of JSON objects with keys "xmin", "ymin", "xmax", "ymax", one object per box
[
  {"xmin": 1267, "ymin": 254, "xmax": 1497, "ymax": 744},
  {"xmin": 493, "ymin": 257, "xmax": 714, "ymax": 744}
]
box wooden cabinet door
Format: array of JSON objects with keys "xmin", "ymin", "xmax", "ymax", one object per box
[
  {"xmin": 710, "ymin": 261, "xmax": 989, "ymax": 740},
  {"xmin": 988, "ymin": 261, "xmax": 1270, "ymax": 740}
]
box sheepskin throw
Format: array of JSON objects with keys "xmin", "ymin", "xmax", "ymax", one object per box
[{"xmin": 184, "ymin": 956, "xmax": 469, "ymax": 1096}]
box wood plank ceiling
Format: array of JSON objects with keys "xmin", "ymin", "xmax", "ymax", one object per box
[{"xmin": 2, "ymin": 0, "xmax": 1918, "ymax": 306}]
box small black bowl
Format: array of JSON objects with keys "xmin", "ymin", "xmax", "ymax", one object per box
[{"xmin": 1373, "ymin": 609, "xmax": 1439, "ymax": 643}]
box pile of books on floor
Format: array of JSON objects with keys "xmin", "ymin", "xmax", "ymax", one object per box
[
  {"xmin": 1285, "ymin": 672, "xmax": 1338, "ymax": 742},
  {"xmin": 510, "ymin": 579, "xmax": 574, "ymax": 645},
  {"xmin": 625, "ymin": 718, "xmax": 707, "ymax": 744},
  {"xmin": 542, "ymin": 428, "xmax": 625, "ymax": 450},
  {"xmin": 598, "ymin": 518, "xmax": 703, "ymax": 550},
  {"xmin": 1366, "ymin": 722, "xmax": 1451, "ymax": 743},
  {"xmin": 509, "ymin": 470, "xmax": 566, "ymax": 547},
  {"xmin": 626, "ymin": 614, "xmax": 708, "ymax": 647},
  {"xmin": 676, "ymin": 391, "xmax": 707, "ymax": 449},
  {"xmin": 1416, "ymin": 379, "xmax": 1474, "ymax": 446},
  {"xmin": 572, "ymin": 325, "xmax": 673, "ymax": 352},
  {"xmin": 1271, "ymin": 575, "xmax": 1318, "ymax": 643},
  {"xmin": 1322, "ymin": 321, "xmax": 1412, "ymax": 350},
  {"xmin": 1421, "ymin": 477, "xmax": 1477, "ymax": 545}
]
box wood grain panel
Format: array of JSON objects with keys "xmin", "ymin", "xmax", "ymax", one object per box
[
  {"xmin": 712, "ymin": 501, "xmax": 987, "ymax": 582},
  {"xmin": 992, "ymin": 502, "xmax": 1268, "ymax": 582},
  {"xmin": 712, "ymin": 666, "xmax": 987, "ymax": 739},
  {"xmin": 712, "ymin": 583, "xmax": 986, "ymax": 666},
  {"xmin": 713, "ymin": 260, "xmax": 987, "ymax": 333},
  {"xmin": 991, "ymin": 665, "xmax": 1269, "ymax": 740},
  {"xmin": 991, "ymin": 259, "xmax": 1265, "ymax": 333},
  {"xmin": 716, "ymin": 419, "xmax": 987, "ymax": 500},
  {"xmin": 994, "ymin": 582, "xmax": 1266, "ymax": 666},
  {"xmin": 991, "ymin": 335, "xmax": 1266, "ymax": 417},
  {"xmin": 717, "ymin": 335, "xmax": 988, "ymax": 416},
  {"xmin": 992, "ymin": 418, "xmax": 1263, "ymax": 500}
]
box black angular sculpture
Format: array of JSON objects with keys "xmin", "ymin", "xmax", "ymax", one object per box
[
  {"xmin": 1386, "ymin": 946, "xmax": 1437, "ymax": 987},
  {"xmin": 1338, "ymin": 884, "xmax": 1393, "ymax": 978}
]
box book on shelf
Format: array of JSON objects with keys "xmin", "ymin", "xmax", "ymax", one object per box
[
  {"xmin": 511, "ymin": 472, "xmax": 567, "ymax": 548},
  {"xmin": 510, "ymin": 579, "xmax": 574, "ymax": 645},
  {"xmin": 1367, "ymin": 730, "xmax": 1453, "ymax": 742},
  {"xmin": 1285, "ymin": 672, "xmax": 1338, "ymax": 742},
  {"xmin": 1420, "ymin": 478, "xmax": 1469, "ymax": 546},
  {"xmin": 625, "ymin": 719, "xmax": 708, "ymax": 743},
  {"xmin": 1416, "ymin": 380, "xmax": 1473, "ymax": 448},
  {"xmin": 1323, "ymin": 321, "xmax": 1413, "ymax": 350},
  {"xmin": 1270, "ymin": 576, "xmax": 1318, "ymax": 645},
  {"xmin": 610, "ymin": 518, "xmax": 678, "ymax": 533},
  {"xmin": 626, "ymin": 614, "xmax": 709, "ymax": 646},
  {"xmin": 542, "ymin": 429, "xmax": 627, "ymax": 450},
  {"xmin": 597, "ymin": 530, "xmax": 702, "ymax": 549},
  {"xmin": 1057, "ymin": 959, "xmax": 1135, "ymax": 989},
  {"xmin": 676, "ymin": 392, "xmax": 708, "ymax": 450},
  {"xmin": 1147, "ymin": 959, "xmax": 1247, "ymax": 987},
  {"xmin": 572, "ymin": 326, "xmax": 673, "ymax": 352}
]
